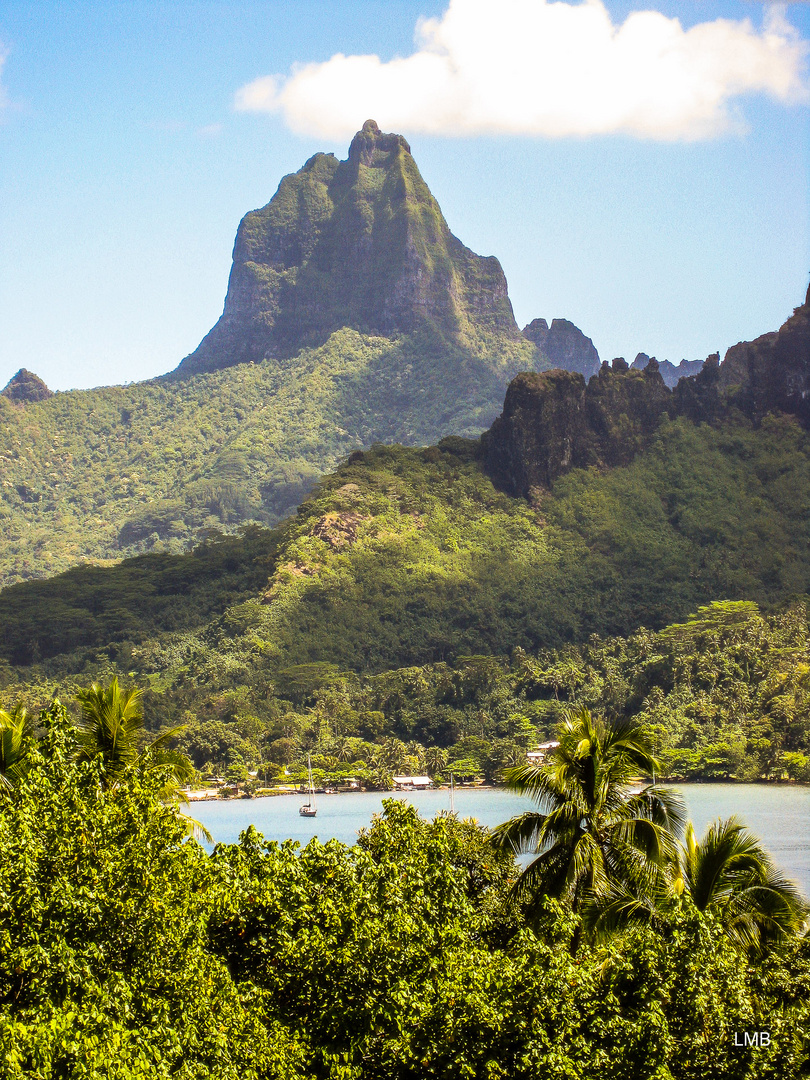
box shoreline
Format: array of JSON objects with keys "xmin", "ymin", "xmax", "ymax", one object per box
[{"xmin": 184, "ymin": 777, "xmax": 810, "ymax": 802}]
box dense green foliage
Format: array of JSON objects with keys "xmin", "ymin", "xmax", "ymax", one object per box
[
  {"xmin": 4, "ymin": 412, "xmax": 810, "ymax": 783},
  {"xmin": 7, "ymin": 410, "xmax": 810, "ymax": 662},
  {"xmin": 0, "ymin": 328, "xmax": 539, "ymax": 587},
  {"xmin": 2, "ymin": 704, "xmax": 809, "ymax": 1078},
  {"xmin": 494, "ymin": 707, "xmax": 807, "ymax": 957},
  {"xmin": 3, "ymin": 598, "xmax": 810, "ymax": 788},
  {"xmin": 0, "ymin": 703, "xmax": 301, "ymax": 1079},
  {"xmin": 0, "ymin": 527, "xmax": 280, "ymax": 665}
]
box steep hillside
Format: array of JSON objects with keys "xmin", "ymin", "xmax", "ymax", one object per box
[
  {"xmin": 4, "ymin": 403, "xmax": 810, "ymax": 674},
  {"xmin": 1, "ymin": 369, "xmax": 53, "ymax": 404},
  {"xmin": 4, "ymin": 282, "xmax": 810, "ymax": 785},
  {"xmin": 3, "ymin": 280, "xmax": 808, "ymax": 645},
  {"xmin": 0, "ymin": 330, "xmax": 537, "ymax": 586},
  {"xmin": 3, "ymin": 416, "xmax": 810, "ymax": 787},
  {"xmin": 0, "ymin": 122, "xmax": 553, "ymax": 587}
]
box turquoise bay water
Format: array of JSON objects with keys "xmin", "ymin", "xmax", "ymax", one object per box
[{"xmin": 191, "ymin": 783, "xmax": 810, "ymax": 896}]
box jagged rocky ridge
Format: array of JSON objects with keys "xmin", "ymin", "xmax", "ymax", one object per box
[
  {"xmin": 482, "ymin": 284, "xmax": 810, "ymax": 497},
  {"xmin": 523, "ymin": 318, "xmax": 600, "ymax": 380},
  {"xmin": 631, "ymin": 353, "xmax": 704, "ymax": 388}
]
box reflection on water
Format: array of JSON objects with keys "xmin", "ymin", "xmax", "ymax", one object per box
[{"xmin": 190, "ymin": 783, "xmax": 810, "ymax": 896}]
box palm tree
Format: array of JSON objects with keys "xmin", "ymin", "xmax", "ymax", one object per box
[
  {"xmin": 406, "ymin": 741, "xmax": 426, "ymax": 771},
  {"xmin": 75, "ymin": 678, "xmax": 191, "ymax": 793},
  {"xmin": 0, "ymin": 705, "xmax": 34, "ymax": 790},
  {"xmin": 491, "ymin": 706, "xmax": 684, "ymax": 917},
  {"xmin": 373, "ymin": 737, "xmax": 408, "ymax": 773},
  {"xmin": 331, "ymin": 736, "xmax": 354, "ymax": 763},
  {"xmin": 424, "ymin": 746, "xmax": 447, "ymax": 777},
  {"xmin": 75, "ymin": 678, "xmax": 210, "ymax": 842},
  {"xmin": 676, "ymin": 817, "xmax": 808, "ymax": 952}
]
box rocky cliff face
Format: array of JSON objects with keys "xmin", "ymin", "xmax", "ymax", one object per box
[
  {"xmin": 176, "ymin": 120, "xmax": 522, "ymax": 377},
  {"xmin": 523, "ymin": 317, "xmax": 601, "ymax": 380},
  {"xmin": 481, "ymin": 359, "xmax": 671, "ymax": 495},
  {"xmin": 481, "ymin": 283, "xmax": 810, "ymax": 497},
  {"xmin": 1, "ymin": 369, "xmax": 53, "ymax": 404},
  {"xmin": 719, "ymin": 283, "xmax": 810, "ymax": 423}
]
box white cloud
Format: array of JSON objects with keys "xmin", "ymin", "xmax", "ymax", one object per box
[{"xmin": 234, "ymin": 0, "xmax": 809, "ymax": 141}]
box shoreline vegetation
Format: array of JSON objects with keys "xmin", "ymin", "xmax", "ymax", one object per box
[
  {"xmin": 5, "ymin": 596, "xmax": 810, "ymax": 793},
  {"xmin": 2, "ymin": 695, "xmax": 808, "ymax": 1078},
  {"xmin": 183, "ymin": 775, "xmax": 810, "ymax": 801}
]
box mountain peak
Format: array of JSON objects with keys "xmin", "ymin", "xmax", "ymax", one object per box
[
  {"xmin": 1, "ymin": 368, "xmax": 53, "ymax": 404},
  {"xmin": 174, "ymin": 122, "xmax": 520, "ymax": 376},
  {"xmin": 522, "ymin": 317, "xmax": 600, "ymax": 380},
  {"xmin": 348, "ymin": 119, "xmax": 411, "ymax": 164}
]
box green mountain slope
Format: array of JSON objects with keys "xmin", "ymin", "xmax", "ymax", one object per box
[
  {"xmin": 4, "ymin": 286, "xmax": 810, "ymax": 784},
  {"xmin": 0, "ymin": 330, "xmax": 534, "ymax": 586},
  {"xmin": 4, "ymin": 406, "xmax": 810, "ymax": 673},
  {"xmin": 3, "ymin": 282, "xmax": 808, "ymax": 669},
  {"xmin": 0, "ymin": 122, "xmax": 545, "ymax": 587},
  {"xmin": 3, "ymin": 416, "xmax": 810, "ymax": 784}
]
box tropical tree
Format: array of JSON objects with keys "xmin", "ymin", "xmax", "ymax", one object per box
[
  {"xmin": 75, "ymin": 678, "xmax": 193, "ymax": 795},
  {"xmin": 373, "ymin": 737, "xmax": 409, "ymax": 773},
  {"xmin": 585, "ymin": 816, "xmax": 809, "ymax": 954},
  {"xmin": 425, "ymin": 746, "xmax": 447, "ymax": 777},
  {"xmin": 675, "ymin": 816, "xmax": 808, "ymax": 952},
  {"xmin": 330, "ymin": 736, "xmax": 354, "ymax": 762},
  {"xmin": 491, "ymin": 706, "xmax": 684, "ymax": 918},
  {"xmin": 0, "ymin": 704, "xmax": 33, "ymax": 790},
  {"xmin": 406, "ymin": 740, "xmax": 426, "ymax": 772}
]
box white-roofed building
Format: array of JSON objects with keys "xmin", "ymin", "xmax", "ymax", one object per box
[
  {"xmin": 526, "ymin": 741, "xmax": 560, "ymax": 763},
  {"xmin": 392, "ymin": 775, "xmax": 433, "ymax": 790}
]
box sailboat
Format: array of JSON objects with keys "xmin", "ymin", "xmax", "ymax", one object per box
[
  {"xmin": 449, "ymin": 771, "xmax": 455, "ymax": 815},
  {"xmin": 299, "ymin": 754, "xmax": 317, "ymax": 817}
]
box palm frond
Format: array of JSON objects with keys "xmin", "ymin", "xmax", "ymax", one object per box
[
  {"xmin": 581, "ymin": 880, "xmax": 658, "ymax": 941},
  {"xmin": 0, "ymin": 705, "xmax": 33, "ymax": 790},
  {"xmin": 509, "ymin": 840, "xmax": 580, "ymax": 907},
  {"xmin": 490, "ymin": 811, "xmax": 549, "ymax": 854},
  {"xmin": 682, "ymin": 816, "xmax": 809, "ymax": 952}
]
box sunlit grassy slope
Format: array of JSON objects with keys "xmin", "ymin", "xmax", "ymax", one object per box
[{"xmin": 0, "ymin": 329, "xmax": 539, "ymax": 586}]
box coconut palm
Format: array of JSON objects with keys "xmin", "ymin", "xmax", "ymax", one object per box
[
  {"xmin": 583, "ymin": 816, "xmax": 809, "ymax": 953},
  {"xmin": 75, "ymin": 678, "xmax": 191, "ymax": 793},
  {"xmin": 75, "ymin": 678, "xmax": 210, "ymax": 842},
  {"xmin": 406, "ymin": 741, "xmax": 426, "ymax": 771},
  {"xmin": 331, "ymin": 736, "xmax": 354, "ymax": 763},
  {"xmin": 424, "ymin": 746, "xmax": 447, "ymax": 777},
  {"xmin": 0, "ymin": 705, "xmax": 34, "ymax": 790},
  {"xmin": 491, "ymin": 706, "xmax": 684, "ymax": 915},
  {"xmin": 373, "ymin": 737, "xmax": 409, "ymax": 773},
  {"xmin": 677, "ymin": 817, "xmax": 808, "ymax": 951}
]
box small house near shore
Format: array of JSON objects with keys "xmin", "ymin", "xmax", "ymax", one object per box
[
  {"xmin": 526, "ymin": 741, "xmax": 560, "ymax": 763},
  {"xmin": 392, "ymin": 775, "xmax": 433, "ymax": 790}
]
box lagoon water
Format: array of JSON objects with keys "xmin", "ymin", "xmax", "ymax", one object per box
[{"xmin": 191, "ymin": 783, "xmax": 810, "ymax": 896}]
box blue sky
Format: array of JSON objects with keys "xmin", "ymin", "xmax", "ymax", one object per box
[{"xmin": 0, "ymin": 0, "xmax": 808, "ymax": 391}]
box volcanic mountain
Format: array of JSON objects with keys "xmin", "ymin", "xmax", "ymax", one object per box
[
  {"xmin": 2, "ymin": 121, "xmax": 589, "ymax": 585},
  {"xmin": 176, "ymin": 120, "xmax": 527, "ymax": 377}
]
